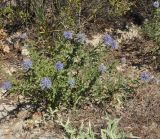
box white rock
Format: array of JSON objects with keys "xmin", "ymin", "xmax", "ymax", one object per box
[
  {"xmin": 10, "ymin": 66, "xmax": 17, "ymax": 73},
  {"xmin": 20, "ymin": 33, "xmax": 28, "ymax": 40},
  {"xmin": 121, "ymin": 57, "xmax": 127, "ymax": 65},
  {"xmin": 21, "ymin": 48, "xmax": 29, "ymax": 56},
  {"xmin": 116, "ymin": 65, "xmax": 125, "ymax": 72},
  {"xmin": 3, "ymin": 45, "xmax": 10, "ymax": 53},
  {"xmin": 6, "ymin": 38, "xmax": 13, "ymax": 44},
  {"xmin": 2, "ymin": 66, "xmax": 16, "ymax": 76},
  {"xmin": 117, "ymin": 24, "xmax": 142, "ymax": 43},
  {"xmin": 3, "ymin": 104, "xmax": 16, "ymax": 111},
  {"xmin": 12, "ymin": 120, "xmax": 24, "ymax": 133},
  {"xmin": 86, "ymin": 34, "xmax": 102, "ymax": 46},
  {"xmin": 0, "ymin": 88, "xmax": 6, "ymax": 94}
]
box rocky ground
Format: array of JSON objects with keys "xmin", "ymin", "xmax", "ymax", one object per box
[{"xmin": 0, "ymin": 93, "xmax": 63, "ymax": 138}]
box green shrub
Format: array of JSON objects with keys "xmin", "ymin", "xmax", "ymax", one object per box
[
  {"xmin": 142, "ymin": 2, "xmax": 160, "ymax": 58},
  {"xmin": 0, "ymin": 5, "xmax": 28, "ymax": 28},
  {"xmin": 2, "ymin": 0, "xmax": 133, "ymax": 33},
  {"xmin": 109, "ymin": 0, "xmax": 132, "ymax": 17},
  {"xmin": 143, "ymin": 10, "xmax": 160, "ymax": 45},
  {"xmin": 9, "ymin": 32, "xmax": 138, "ymax": 110},
  {"xmin": 0, "ymin": 6, "xmax": 14, "ymax": 26}
]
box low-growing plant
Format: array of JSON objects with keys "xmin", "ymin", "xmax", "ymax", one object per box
[
  {"xmin": 58, "ymin": 118, "xmax": 95, "ymax": 139},
  {"xmin": 0, "ymin": 5, "xmax": 28, "ymax": 28},
  {"xmin": 143, "ymin": 1, "xmax": 160, "ymax": 45},
  {"xmin": 108, "ymin": 0, "xmax": 133, "ymax": 17},
  {"xmin": 0, "ymin": 6, "xmax": 14, "ymax": 18},
  {"xmin": 143, "ymin": 17, "xmax": 160, "ymax": 46},
  {"xmin": 142, "ymin": 1, "xmax": 160, "ymax": 69},
  {"xmin": 0, "ymin": 5, "xmax": 14, "ymax": 28},
  {"xmin": 57, "ymin": 114, "xmax": 139, "ymax": 139}
]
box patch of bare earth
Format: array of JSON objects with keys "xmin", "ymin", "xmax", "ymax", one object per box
[{"xmin": 120, "ymin": 84, "xmax": 160, "ymax": 139}]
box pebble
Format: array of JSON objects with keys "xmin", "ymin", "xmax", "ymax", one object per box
[
  {"xmin": 21, "ymin": 48, "xmax": 29, "ymax": 56},
  {"xmin": 3, "ymin": 45, "xmax": 10, "ymax": 53}
]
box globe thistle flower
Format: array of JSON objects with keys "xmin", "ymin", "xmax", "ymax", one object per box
[
  {"xmin": 153, "ymin": 1, "xmax": 159, "ymax": 8},
  {"xmin": 103, "ymin": 34, "xmax": 118, "ymax": 49},
  {"xmin": 1, "ymin": 81, "xmax": 12, "ymax": 91},
  {"xmin": 140, "ymin": 72, "xmax": 152, "ymax": 82},
  {"xmin": 55, "ymin": 61, "xmax": 64, "ymax": 71},
  {"xmin": 99, "ymin": 63, "xmax": 107, "ymax": 74},
  {"xmin": 40, "ymin": 77, "xmax": 52, "ymax": 90},
  {"xmin": 75, "ymin": 33, "xmax": 86, "ymax": 44},
  {"xmin": 111, "ymin": 40, "xmax": 118, "ymax": 49},
  {"xmin": 103, "ymin": 34, "xmax": 113, "ymax": 46},
  {"xmin": 21, "ymin": 59, "xmax": 32, "ymax": 71},
  {"xmin": 68, "ymin": 78, "xmax": 75, "ymax": 88},
  {"xmin": 63, "ymin": 31, "xmax": 73, "ymax": 40}
]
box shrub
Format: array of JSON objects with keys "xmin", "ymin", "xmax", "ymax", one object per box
[
  {"xmin": 108, "ymin": 0, "xmax": 132, "ymax": 17},
  {"xmin": 143, "ymin": 0, "xmax": 160, "ymax": 43},
  {"xmin": 8, "ymin": 32, "xmax": 138, "ymax": 110},
  {"xmin": 142, "ymin": 1, "xmax": 160, "ymax": 60},
  {"xmin": 143, "ymin": 16, "xmax": 160, "ymax": 45},
  {"xmin": 0, "ymin": 0, "xmax": 133, "ymax": 33}
]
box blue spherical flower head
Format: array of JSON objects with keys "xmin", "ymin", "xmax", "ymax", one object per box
[
  {"xmin": 99, "ymin": 63, "xmax": 107, "ymax": 74},
  {"xmin": 111, "ymin": 40, "xmax": 118, "ymax": 49},
  {"xmin": 63, "ymin": 31, "xmax": 73, "ymax": 40},
  {"xmin": 140, "ymin": 72, "xmax": 152, "ymax": 82},
  {"xmin": 68, "ymin": 78, "xmax": 75, "ymax": 88},
  {"xmin": 1, "ymin": 81, "xmax": 12, "ymax": 91},
  {"xmin": 40, "ymin": 77, "xmax": 52, "ymax": 90},
  {"xmin": 153, "ymin": 1, "xmax": 159, "ymax": 8},
  {"xmin": 103, "ymin": 34, "xmax": 118, "ymax": 49},
  {"xmin": 22, "ymin": 59, "xmax": 32, "ymax": 71},
  {"xmin": 103, "ymin": 34, "xmax": 114, "ymax": 46},
  {"xmin": 75, "ymin": 33, "xmax": 86, "ymax": 44},
  {"xmin": 55, "ymin": 61, "xmax": 64, "ymax": 71}
]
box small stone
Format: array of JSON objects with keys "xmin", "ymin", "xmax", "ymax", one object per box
[
  {"xmin": 6, "ymin": 37, "xmax": 13, "ymax": 44},
  {"xmin": 0, "ymin": 88, "xmax": 7, "ymax": 94},
  {"xmin": 12, "ymin": 120, "xmax": 24, "ymax": 133},
  {"xmin": 0, "ymin": 111, "xmax": 8, "ymax": 119},
  {"xmin": 20, "ymin": 33, "xmax": 28, "ymax": 40},
  {"xmin": 10, "ymin": 66, "xmax": 17, "ymax": 73},
  {"xmin": 23, "ymin": 44, "xmax": 29, "ymax": 48},
  {"xmin": 116, "ymin": 65, "xmax": 125, "ymax": 72},
  {"xmin": 13, "ymin": 32, "xmax": 21, "ymax": 39},
  {"xmin": 14, "ymin": 41, "xmax": 20, "ymax": 49},
  {"xmin": 3, "ymin": 104, "xmax": 16, "ymax": 111},
  {"xmin": 32, "ymin": 112, "xmax": 42, "ymax": 122},
  {"xmin": 0, "ymin": 29, "xmax": 7, "ymax": 40},
  {"xmin": 3, "ymin": 45, "xmax": 10, "ymax": 53},
  {"xmin": 17, "ymin": 110, "xmax": 28, "ymax": 119},
  {"xmin": 21, "ymin": 48, "xmax": 29, "ymax": 56},
  {"xmin": 153, "ymin": 56, "xmax": 156, "ymax": 60},
  {"xmin": 121, "ymin": 57, "xmax": 127, "ymax": 65},
  {"xmin": 2, "ymin": 66, "xmax": 17, "ymax": 76}
]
